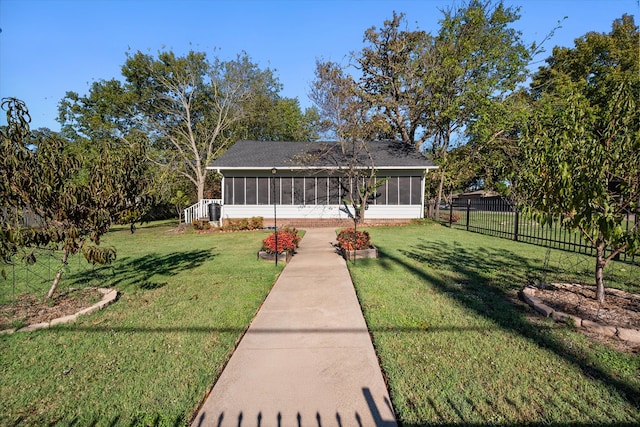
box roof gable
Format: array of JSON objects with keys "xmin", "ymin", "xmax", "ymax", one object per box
[{"xmin": 210, "ymin": 140, "xmax": 437, "ymax": 170}]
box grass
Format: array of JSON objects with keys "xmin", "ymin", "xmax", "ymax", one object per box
[
  {"xmin": 449, "ymin": 209, "xmax": 637, "ymax": 264},
  {"xmin": 0, "ymin": 221, "xmax": 281, "ymax": 426},
  {"xmin": 347, "ymin": 223, "xmax": 639, "ymax": 426},
  {"xmin": 2, "ymin": 220, "xmax": 638, "ymax": 426}
]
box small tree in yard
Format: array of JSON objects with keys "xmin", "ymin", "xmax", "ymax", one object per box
[
  {"xmin": 517, "ymin": 15, "xmax": 639, "ymax": 304},
  {"xmin": 308, "ymin": 61, "xmax": 388, "ymax": 227},
  {"xmin": 1, "ymin": 98, "xmax": 152, "ymax": 299}
]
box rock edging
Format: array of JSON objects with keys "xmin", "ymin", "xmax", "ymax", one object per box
[
  {"xmin": 0, "ymin": 288, "xmax": 118, "ymax": 335},
  {"xmin": 520, "ymin": 285, "xmax": 640, "ymax": 344}
]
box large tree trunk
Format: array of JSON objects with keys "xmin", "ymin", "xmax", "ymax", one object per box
[
  {"xmin": 595, "ymin": 241, "xmax": 607, "ymax": 305},
  {"xmin": 197, "ymin": 174, "xmax": 206, "ymax": 202},
  {"xmin": 47, "ymin": 249, "xmax": 70, "ymax": 300}
]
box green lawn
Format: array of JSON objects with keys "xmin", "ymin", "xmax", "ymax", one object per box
[
  {"xmin": 348, "ymin": 223, "xmax": 640, "ymax": 426},
  {"xmin": 2, "ymin": 221, "xmax": 638, "ymax": 426},
  {"xmin": 449, "ymin": 209, "xmax": 637, "ymax": 264},
  {"xmin": 0, "ymin": 221, "xmax": 281, "ymax": 426}
]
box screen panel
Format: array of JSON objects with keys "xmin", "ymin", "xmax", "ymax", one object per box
[
  {"xmin": 281, "ymin": 177, "xmax": 293, "ymax": 205},
  {"xmin": 245, "ymin": 177, "xmax": 257, "ymax": 204},
  {"xmin": 257, "ymin": 177, "xmax": 269, "ymax": 205},
  {"xmin": 294, "ymin": 177, "xmax": 305, "ymax": 205},
  {"xmin": 317, "ymin": 177, "xmax": 328, "ymax": 205},
  {"xmin": 387, "ymin": 176, "xmax": 399, "ymax": 205},
  {"xmin": 233, "ymin": 177, "xmax": 245, "ymax": 205}
]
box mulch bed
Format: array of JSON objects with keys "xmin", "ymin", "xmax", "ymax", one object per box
[
  {"xmin": 530, "ymin": 283, "xmax": 639, "ymax": 330},
  {"xmin": 0, "ymin": 288, "xmax": 104, "ymax": 330}
]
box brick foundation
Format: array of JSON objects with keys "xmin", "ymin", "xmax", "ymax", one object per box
[{"xmin": 265, "ymin": 218, "xmax": 414, "ymax": 228}]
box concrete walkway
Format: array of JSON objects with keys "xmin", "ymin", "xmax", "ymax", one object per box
[{"xmin": 192, "ymin": 228, "xmax": 397, "ymax": 427}]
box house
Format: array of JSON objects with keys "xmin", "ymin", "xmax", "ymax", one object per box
[
  {"xmin": 452, "ymin": 190, "xmax": 510, "ymax": 212},
  {"xmin": 208, "ymin": 140, "xmax": 438, "ymax": 227},
  {"xmin": 453, "ymin": 189, "xmax": 500, "ymax": 203}
]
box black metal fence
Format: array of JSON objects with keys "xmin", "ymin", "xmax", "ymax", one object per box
[
  {"xmin": 1, "ymin": 248, "xmax": 111, "ymax": 304},
  {"xmin": 448, "ymin": 196, "xmax": 637, "ymax": 265}
]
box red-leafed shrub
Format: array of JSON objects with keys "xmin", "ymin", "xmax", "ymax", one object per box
[
  {"xmin": 279, "ymin": 225, "xmax": 301, "ymax": 246},
  {"xmin": 336, "ymin": 228, "xmax": 372, "ymax": 251},
  {"xmin": 261, "ymin": 229, "xmax": 300, "ymax": 254}
]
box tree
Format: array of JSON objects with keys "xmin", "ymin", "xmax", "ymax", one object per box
[
  {"xmin": 170, "ymin": 190, "xmax": 192, "ymax": 223},
  {"xmin": 356, "ymin": 12, "xmax": 432, "ymax": 146},
  {"xmin": 462, "ymin": 88, "xmax": 533, "ymax": 197},
  {"xmin": 238, "ymin": 96, "xmax": 320, "ymax": 142},
  {"xmin": 309, "ymin": 61, "xmax": 389, "ymax": 224},
  {"xmin": 426, "ymin": 0, "xmax": 531, "ymax": 216},
  {"xmin": 1, "ymin": 98, "xmax": 152, "ymax": 299},
  {"xmin": 61, "ymin": 50, "xmax": 286, "ymax": 202},
  {"xmin": 353, "ymin": 2, "xmax": 531, "ymax": 217},
  {"xmin": 517, "ymin": 15, "xmax": 639, "ymax": 303}
]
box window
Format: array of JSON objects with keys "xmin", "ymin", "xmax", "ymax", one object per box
[
  {"xmin": 246, "ymin": 177, "xmax": 257, "ymax": 204},
  {"xmin": 305, "ymin": 177, "xmax": 316, "ymax": 205},
  {"xmin": 375, "ymin": 178, "xmax": 387, "ymax": 205},
  {"xmin": 410, "ymin": 176, "xmax": 421, "ymax": 205},
  {"xmin": 317, "ymin": 177, "xmax": 328, "ymax": 205},
  {"xmin": 329, "ymin": 177, "xmax": 341, "ymax": 204},
  {"xmin": 224, "ymin": 177, "xmax": 234, "ymax": 204},
  {"xmin": 272, "ymin": 177, "xmax": 281, "ymax": 204},
  {"xmin": 399, "ymin": 177, "xmax": 411, "ymax": 204},
  {"xmin": 293, "ymin": 177, "xmax": 305, "ymax": 205},
  {"xmin": 233, "ymin": 177, "xmax": 245, "ymax": 204},
  {"xmin": 282, "ymin": 177, "xmax": 293, "ymax": 205},
  {"xmin": 223, "ymin": 174, "xmax": 423, "ymax": 206},
  {"xmin": 257, "ymin": 177, "xmax": 269, "ymax": 204},
  {"xmin": 387, "ymin": 177, "xmax": 399, "ymax": 205}
]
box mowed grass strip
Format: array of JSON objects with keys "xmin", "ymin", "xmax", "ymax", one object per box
[
  {"xmin": 0, "ymin": 221, "xmax": 281, "ymax": 426},
  {"xmin": 348, "ymin": 223, "xmax": 640, "ymax": 426}
]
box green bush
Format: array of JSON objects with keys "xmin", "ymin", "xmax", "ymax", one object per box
[{"xmin": 221, "ymin": 217, "xmax": 264, "ymax": 232}]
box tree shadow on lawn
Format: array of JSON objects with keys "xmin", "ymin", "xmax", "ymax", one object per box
[
  {"xmin": 375, "ymin": 239, "xmax": 640, "ymax": 410},
  {"xmin": 66, "ymin": 248, "xmax": 218, "ymax": 290}
]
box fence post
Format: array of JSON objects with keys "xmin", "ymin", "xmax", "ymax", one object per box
[
  {"xmin": 449, "ymin": 201, "xmax": 454, "ymax": 227},
  {"xmin": 466, "ymin": 199, "xmax": 470, "ymax": 232},
  {"xmin": 514, "ymin": 209, "xmax": 519, "ymax": 241}
]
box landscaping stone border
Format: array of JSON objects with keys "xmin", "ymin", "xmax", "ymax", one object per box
[
  {"xmin": 0, "ymin": 288, "xmax": 118, "ymax": 335},
  {"xmin": 341, "ymin": 246, "xmax": 379, "ymax": 261},
  {"xmin": 257, "ymin": 250, "xmax": 293, "ymax": 263},
  {"xmin": 520, "ymin": 285, "xmax": 640, "ymax": 344}
]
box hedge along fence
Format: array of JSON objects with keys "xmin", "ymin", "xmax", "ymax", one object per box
[{"xmin": 448, "ymin": 196, "xmax": 637, "ymax": 266}]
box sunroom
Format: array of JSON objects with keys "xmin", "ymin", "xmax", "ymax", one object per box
[{"xmin": 208, "ymin": 140, "xmax": 437, "ymax": 227}]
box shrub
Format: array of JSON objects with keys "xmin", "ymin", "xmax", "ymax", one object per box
[
  {"xmin": 279, "ymin": 225, "xmax": 301, "ymax": 247},
  {"xmin": 249, "ymin": 216, "xmax": 264, "ymax": 229},
  {"xmin": 221, "ymin": 217, "xmax": 264, "ymax": 231},
  {"xmin": 336, "ymin": 228, "xmax": 372, "ymax": 251},
  {"xmin": 261, "ymin": 230, "xmax": 299, "ymax": 254},
  {"xmin": 191, "ymin": 219, "xmax": 211, "ymax": 230}
]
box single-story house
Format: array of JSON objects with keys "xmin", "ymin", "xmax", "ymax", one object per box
[{"xmin": 208, "ymin": 140, "xmax": 438, "ymax": 226}]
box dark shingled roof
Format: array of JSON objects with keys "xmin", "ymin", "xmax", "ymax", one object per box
[{"xmin": 210, "ymin": 140, "xmax": 437, "ymax": 170}]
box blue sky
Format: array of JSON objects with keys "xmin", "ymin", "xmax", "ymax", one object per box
[{"xmin": 0, "ymin": 0, "xmax": 637, "ymax": 131}]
